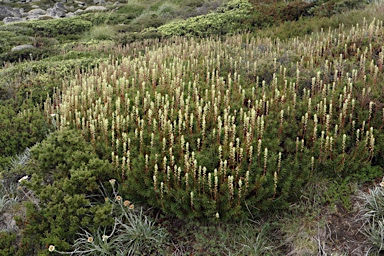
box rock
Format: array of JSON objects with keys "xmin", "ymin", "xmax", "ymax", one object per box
[
  {"xmin": 65, "ymin": 5, "xmax": 76, "ymax": 12},
  {"xmin": 54, "ymin": 2, "xmax": 66, "ymax": 11},
  {"xmin": 43, "ymin": 2, "xmax": 67, "ymax": 18},
  {"xmin": 74, "ymin": 1, "xmax": 86, "ymax": 7},
  {"xmin": 0, "ymin": 6, "xmax": 21, "ymax": 20},
  {"xmin": 84, "ymin": 5, "xmax": 107, "ymax": 12},
  {"xmin": 28, "ymin": 8, "xmax": 46, "ymax": 16},
  {"xmin": 3, "ymin": 16, "xmax": 23, "ymax": 24},
  {"xmin": 74, "ymin": 9, "xmax": 84, "ymax": 15},
  {"xmin": 93, "ymin": 0, "xmax": 105, "ymax": 4},
  {"xmin": 11, "ymin": 44, "xmax": 35, "ymax": 52},
  {"xmin": 47, "ymin": 7, "xmax": 66, "ymax": 18},
  {"xmin": 37, "ymin": 15, "xmax": 53, "ymax": 20},
  {"xmin": 25, "ymin": 15, "xmax": 40, "ymax": 20},
  {"xmin": 66, "ymin": 12, "xmax": 75, "ymax": 18}
]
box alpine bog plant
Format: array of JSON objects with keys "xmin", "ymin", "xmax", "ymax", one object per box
[{"xmin": 43, "ymin": 17, "xmax": 384, "ymax": 220}]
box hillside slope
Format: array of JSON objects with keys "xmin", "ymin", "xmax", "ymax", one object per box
[{"xmin": 0, "ymin": 0, "xmax": 384, "ymax": 255}]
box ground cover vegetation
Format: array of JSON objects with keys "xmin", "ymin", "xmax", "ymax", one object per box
[{"xmin": 0, "ymin": 0, "xmax": 384, "ymax": 255}]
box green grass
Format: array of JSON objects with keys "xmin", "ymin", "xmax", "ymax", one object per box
[{"xmin": 83, "ymin": 25, "xmax": 117, "ymax": 41}]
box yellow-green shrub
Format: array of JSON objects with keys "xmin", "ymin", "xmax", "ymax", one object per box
[{"xmin": 157, "ymin": 0, "xmax": 252, "ymax": 36}]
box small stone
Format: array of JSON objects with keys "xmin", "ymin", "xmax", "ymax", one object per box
[
  {"xmin": 11, "ymin": 44, "xmax": 35, "ymax": 52},
  {"xmin": 84, "ymin": 6, "xmax": 107, "ymax": 12},
  {"xmin": 3, "ymin": 16, "xmax": 23, "ymax": 24},
  {"xmin": 66, "ymin": 12, "xmax": 75, "ymax": 18},
  {"xmin": 28, "ymin": 8, "xmax": 46, "ymax": 16}
]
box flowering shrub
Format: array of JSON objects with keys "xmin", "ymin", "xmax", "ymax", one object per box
[{"xmin": 43, "ymin": 16, "xmax": 384, "ymax": 221}]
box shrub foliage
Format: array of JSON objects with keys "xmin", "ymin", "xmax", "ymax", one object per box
[
  {"xmin": 18, "ymin": 128, "xmax": 116, "ymax": 254},
  {"xmin": 43, "ymin": 16, "xmax": 384, "ymax": 221},
  {"xmin": 157, "ymin": 0, "xmax": 253, "ymax": 36}
]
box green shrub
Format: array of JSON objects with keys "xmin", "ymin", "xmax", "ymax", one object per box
[
  {"xmin": 0, "ymin": 34, "xmax": 34, "ymax": 54},
  {"xmin": 24, "ymin": 18, "xmax": 92, "ymax": 39},
  {"xmin": 57, "ymin": 188, "xmax": 169, "ymax": 255},
  {"xmin": 0, "ymin": 105, "xmax": 49, "ymax": 162},
  {"xmin": 19, "ymin": 128, "xmax": 117, "ymax": 254},
  {"xmin": 0, "ymin": 25, "xmax": 34, "ymax": 36},
  {"xmin": 51, "ymin": 23, "xmax": 383, "ymax": 222},
  {"xmin": 0, "ymin": 47, "xmax": 54, "ymax": 65},
  {"xmin": 157, "ymin": 0, "xmax": 252, "ymax": 36},
  {"xmin": 115, "ymin": 2, "xmax": 146, "ymax": 15},
  {"xmin": 115, "ymin": 30, "xmax": 163, "ymax": 45},
  {"xmin": 127, "ymin": 12, "xmax": 166, "ymax": 32},
  {"xmin": 156, "ymin": 2, "xmax": 181, "ymax": 19},
  {"xmin": 85, "ymin": 25, "xmax": 117, "ymax": 41},
  {"xmin": 77, "ymin": 12, "xmax": 110, "ymax": 26},
  {"xmin": 312, "ymin": 0, "xmax": 367, "ymax": 16},
  {"xmin": 0, "ymin": 31, "xmax": 16, "ymax": 39},
  {"xmin": 0, "ymin": 232, "xmax": 17, "ymax": 256}
]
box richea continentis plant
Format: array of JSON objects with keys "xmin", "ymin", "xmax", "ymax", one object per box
[{"xmin": 43, "ymin": 17, "xmax": 383, "ymax": 221}]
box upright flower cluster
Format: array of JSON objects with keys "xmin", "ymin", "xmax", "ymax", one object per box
[{"xmin": 44, "ymin": 18, "xmax": 383, "ymax": 219}]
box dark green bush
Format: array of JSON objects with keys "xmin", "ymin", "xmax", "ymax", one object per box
[
  {"xmin": 0, "ymin": 47, "xmax": 54, "ymax": 65},
  {"xmin": 308, "ymin": 0, "xmax": 367, "ymax": 17},
  {"xmin": 19, "ymin": 128, "xmax": 116, "ymax": 254},
  {"xmin": 0, "ymin": 232, "xmax": 17, "ymax": 256},
  {"xmin": 0, "ymin": 25, "xmax": 34, "ymax": 36},
  {"xmin": 0, "ymin": 105, "xmax": 49, "ymax": 164},
  {"xmin": 115, "ymin": 30, "xmax": 163, "ymax": 45},
  {"xmin": 24, "ymin": 18, "xmax": 92, "ymax": 39},
  {"xmin": 278, "ymin": 1, "xmax": 314, "ymax": 21},
  {"xmin": 157, "ymin": 0, "xmax": 252, "ymax": 36},
  {"xmin": 243, "ymin": 0, "xmax": 315, "ymax": 30},
  {"xmin": 115, "ymin": 3, "xmax": 146, "ymax": 15},
  {"xmin": 76, "ymin": 12, "xmax": 110, "ymax": 26},
  {"xmin": 128, "ymin": 12, "xmax": 166, "ymax": 32},
  {"xmin": 0, "ymin": 31, "xmax": 16, "ymax": 39}
]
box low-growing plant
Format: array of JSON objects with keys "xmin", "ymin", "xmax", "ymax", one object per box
[
  {"xmin": 0, "ymin": 25, "xmax": 34, "ymax": 36},
  {"xmin": 360, "ymin": 184, "xmax": 384, "ymax": 253},
  {"xmin": 17, "ymin": 128, "xmax": 117, "ymax": 254},
  {"xmin": 167, "ymin": 219, "xmax": 275, "ymax": 255},
  {"xmin": 0, "ymin": 105, "xmax": 49, "ymax": 166},
  {"xmin": 364, "ymin": 218, "xmax": 384, "ymax": 253},
  {"xmin": 46, "ymin": 179, "xmax": 168, "ymax": 255},
  {"xmin": 127, "ymin": 12, "xmax": 166, "ymax": 32},
  {"xmin": 360, "ymin": 186, "xmax": 384, "ymax": 219},
  {"xmin": 0, "ymin": 232, "xmax": 18, "ymax": 256},
  {"xmin": 236, "ymin": 223, "xmax": 275, "ymax": 255},
  {"xmin": 308, "ymin": 0, "xmax": 367, "ymax": 17},
  {"xmin": 23, "ymin": 18, "xmax": 92, "ymax": 39},
  {"xmin": 0, "ymin": 47, "xmax": 54, "ymax": 65},
  {"xmin": 320, "ymin": 178, "xmax": 357, "ymax": 211},
  {"xmin": 157, "ymin": 0, "xmax": 252, "ymax": 36},
  {"xmin": 85, "ymin": 25, "xmax": 117, "ymax": 41},
  {"xmin": 156, "ymin": 2, "xmax": 181, "ymax": 19}
]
